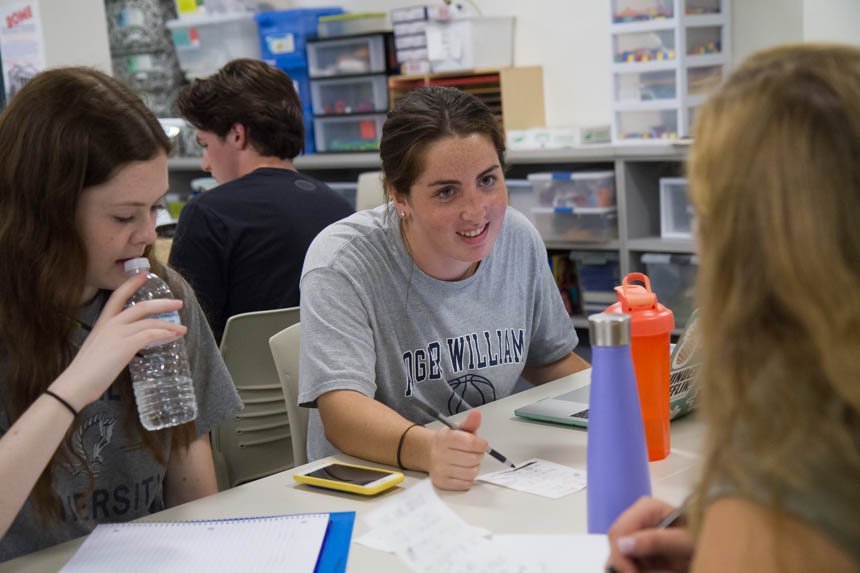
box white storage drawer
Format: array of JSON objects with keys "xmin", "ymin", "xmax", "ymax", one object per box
[
  {"xmin": 660, "ymin": 177, "xmax": 695, "ymax": 239},
  {"xmin": 307, "ymin": 35, "xmax": 387, "ymax": 77},
  {"xmin": 616, "ymin": 108, "xmax": 679, "ymax": 140},
  {"xmin": 616, "ymin": 69, "xmax": 677, "ymax": 103},
  {"xmin": 311, "ymin": 75, "xmax": 389, "ymax": 116},
  {"xmin": 613, "ymin": 29, "xmax": 676, "ymax": 63},
  {"xmin": 314, "ymin": 113, "xmax": 386, "ymax": 152}
]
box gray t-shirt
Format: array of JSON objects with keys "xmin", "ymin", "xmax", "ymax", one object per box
[
  {"xmin": 299, "ymin": 205, "xmax": 578, "ymax": 460},
  {"xmin": 0, "ymin": 269, "xmax": 242, "ymax": 562}
]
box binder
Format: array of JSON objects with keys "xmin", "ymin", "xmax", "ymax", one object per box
[{"xmin": 60, "ymin": 511, "xmax": 355, "ymax": 573}]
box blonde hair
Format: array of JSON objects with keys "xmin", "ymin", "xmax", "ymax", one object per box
[{"xmin": 689, "ymin": 44, "xmax": 860, "ymax": 528}]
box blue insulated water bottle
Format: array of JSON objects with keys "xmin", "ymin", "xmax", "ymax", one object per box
[{"xmin": 587, "ymin": 313, "xmax": 652, "ymax": 534}]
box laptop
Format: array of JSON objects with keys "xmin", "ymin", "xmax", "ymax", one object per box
[{"xmin": 515, "ymin": 309, "xmax": 701, "ymax": 428}]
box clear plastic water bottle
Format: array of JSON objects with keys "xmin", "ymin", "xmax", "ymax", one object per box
[
  {"xmin": 123, "ymin": 258, "xmax": 197, "ymax": 431},
  {"xmin": 587, "ymin": 313, "xmax": 651, "ymax": 534}
]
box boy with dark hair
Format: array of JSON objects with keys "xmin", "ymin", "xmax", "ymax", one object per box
[{"xmin": 170, "ymin": 59, "xmax": 353, "ymax": 342}]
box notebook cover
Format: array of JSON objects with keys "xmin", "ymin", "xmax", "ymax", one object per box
[{"xmin": 314, "ymin": 511, "xmax": 356, "ymax": 573}]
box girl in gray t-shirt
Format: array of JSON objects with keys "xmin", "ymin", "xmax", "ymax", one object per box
[{"xmin": 299, "ymin": 87, "xmax": 589, "ymax": 492}]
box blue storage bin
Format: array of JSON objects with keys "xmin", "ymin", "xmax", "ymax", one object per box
[
  {"xmin": 256, "ymin": 8, "xmax": 343, "ymax": 67},
  {"xmin": 264, "ymin": 62, "xmax": 314, "ymax": 154},
  {"xmin": 572, "ymin": 253, "xmax": 620, "ymax": 315},
  {"xmin": 576, "ymin": 255, "xmax": 620, "ymax": 292},
  {"xmin": 274, "ymin": 63, "xmax": 311, "ymax": 109},
  {"xmin": 301, "ymin": 103, "xmax": 316, "ymax": 155}
]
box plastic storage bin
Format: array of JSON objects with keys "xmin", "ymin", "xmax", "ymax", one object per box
[
  {"xmin": 307, "ymin": 35, "xmax": 387, "ymax": 77},
  {"xmin": 612, "ymin": 0, "xmax": 674, "ymax": 22},
  {"xmin": 687, "ymin": 65, "xmax": 723, "ymax": 95},
  {"xmin": 686, "ymin": 0, "xmax": 723, "ymax": 15},
  {"xmin": 572, "ymin": 252, "xmax": 621, "ymax": 314},
  {"xmin": 527, "ymin": 172, "xmax": 617, "ymax": 210},
  {"xmin": 425, "ymin": 16, "xmax": 513, "ymax": 73},
  {"xmin": 531, "ymin": 207, "xmax": 618, "ymax": 243},
  {"xmin": 107, "ymin": 0, "xmax": 173, "ymax": 53},
  {"xmin": 167, "ymin": 13, "xmax": 261, "ymax": 80},
  {"xmin": 506, "ymin": 178, "xmax": 532, "ymax": 216},
  {"xmin": 616, "ymin": 109, "xmax": 679, "ymax": 140},
  {"xmin": 112, "ymin": 52, "xmax": 179, "ymax": 92},
  {"xmin": 314, "ymin": 113, "xmax": 386, "ymax": 152},
  {"xmin": 686, "ymin": 26, "xmax": 722, "ymax": 57},
  {"xmin": 255, "ymin": 8, "xmax": 343, "ymax": 67},
  {"xmin": 613, "ymin": 29, "xmax": 676, "ymax": 63},
  {"xmin": 318, "ymin": 13, "xmax": 388, "ymax": 38},
  {"xmin": 641, "ymin": 253, "xmax": 699, "ymax": 328},
  {"xmin": 615, "ymin": 69, "xmax": 677, "ymax": 103},
  {"xmin": 311, "ymin": 75, "xmax": 388, "ymax": 115},
  {"xmin": 660, "ymin": 177, "xmax": 695, "ymax": 239}
]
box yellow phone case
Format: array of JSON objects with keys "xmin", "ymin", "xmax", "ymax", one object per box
[{"xmin": 293, "ymin": 462, "xmax": 404, "ymax": 495}]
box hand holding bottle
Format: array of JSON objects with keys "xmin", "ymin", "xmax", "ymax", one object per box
[{"xmin": 53, "ymin": 273, "xmax": 187, "ymax": 411}]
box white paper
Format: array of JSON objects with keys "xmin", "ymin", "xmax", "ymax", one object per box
[
  {"xmin": 478, "ymin": 458, "xmax": 587, "ymax": 499},
  {"xmin": 487, "ymin": 534, "xmax": 610, "ymax": 573},
  {"xmin": 360, "ymin": 479, "xmax": 535, "ymax": 573},
  {"xmin": 61, "ymin": 513, "xmax": 329, "ymax": 573}
]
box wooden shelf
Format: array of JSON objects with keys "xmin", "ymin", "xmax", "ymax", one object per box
[{"xmin": 388, "ymin": 66, "xmax": 546, "ymax": 132}]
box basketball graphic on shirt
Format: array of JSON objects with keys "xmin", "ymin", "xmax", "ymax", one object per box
[{"xmin": 447, "ymin": 374, "xmax": 497, "ymax": 414}]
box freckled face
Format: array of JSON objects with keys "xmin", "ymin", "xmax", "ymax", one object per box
[
  {"xmin": 393, "ymin": 134, "xmax": 508, "ymax": 281},
  {"xmin": 75, "ymin": 154, "xmax": 168, "ymax": 303}
]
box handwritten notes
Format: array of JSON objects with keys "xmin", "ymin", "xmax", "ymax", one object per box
[
  {"xmin": 358, "ymin": 480, "xmax": 533, "ymax": 573},
  {"xmin": 357, "ymin": 479, "xmax": 608, "ymax": 572},
  {"xmin": 478, "ymin": 458, "xmax": 587, "ymax": 499}
]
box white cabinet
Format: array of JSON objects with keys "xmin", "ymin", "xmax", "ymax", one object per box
[{"xmin": 610, "ymin": 0, "xmax": 731, "ymax": 142}]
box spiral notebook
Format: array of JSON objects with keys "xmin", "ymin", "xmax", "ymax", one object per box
[{"xmin": 60, "ymin": 511, "xmax": 355, "ymax": 573}]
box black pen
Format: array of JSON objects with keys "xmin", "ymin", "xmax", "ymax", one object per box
[
  {"xmin": 412, "ymin": 396, "xmax": 517, "ymax": 469},
  {"xmin": 656, "ymin": 504, "xmax": 686, "ymax": 529}
]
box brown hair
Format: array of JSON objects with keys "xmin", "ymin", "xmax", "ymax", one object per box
[
  {"xmin": 0, "ymin": 67, "xmax": 193, "ymax": 519},
  {"xmin": 177, "ymin": 58, "xmax": 305, "ymax": 159},
  {"xmin": 688, "ymin": 44, "xmax": 860, "ymax": 534},
  {"xmin": 379, "ymin": 86, "xmax": 505, "ymax": 200}
]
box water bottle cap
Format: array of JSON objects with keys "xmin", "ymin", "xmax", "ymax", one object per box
[
  {"xmin": 123, "ymin": 257, "xmax": 150, "ymax": 273},
  {"xmin": 604, "ymin": 272, "xmax": 674, "ymax": 337},
  {"xmin": 588, "ymin": 313, "xmax": 631, "ymax": 346}
]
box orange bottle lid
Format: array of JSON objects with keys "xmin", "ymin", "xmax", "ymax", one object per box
[{"xmin": 604, "ymin": 272, "xmax": 675, "ymax": 337}]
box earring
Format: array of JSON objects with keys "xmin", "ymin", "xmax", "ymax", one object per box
[{"xmin": 400, "ymin": 211, "xmax": 406, "ymax": 218}]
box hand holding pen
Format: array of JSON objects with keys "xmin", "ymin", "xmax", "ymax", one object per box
[
  {"xmin": 605, "ymin": 497, "xmax": 693, "ymax": 573},
  {"xmin": 412, "ymin": 396, "xmax": 517, "ymax": 469}
]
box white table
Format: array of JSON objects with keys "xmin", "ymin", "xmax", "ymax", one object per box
[{"xmin": 0, "ymin": 370, "xmax": 703, "ymax": 572}]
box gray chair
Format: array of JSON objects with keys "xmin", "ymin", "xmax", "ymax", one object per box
[
  {"xmin": 269, "ymin": 323, "xmax": 308, "ymax": 467},
  {"xmin": 356, "ymin": 171, "xmax": 386, "ymax": 211},
  {"xmin": 213, "ymin": 307, "xmax": 300, "ymax": 489}
]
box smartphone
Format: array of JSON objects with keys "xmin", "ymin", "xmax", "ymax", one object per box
[{"xmin": 293, "ymin": 462, "xmax": 404, "ymax": 495}]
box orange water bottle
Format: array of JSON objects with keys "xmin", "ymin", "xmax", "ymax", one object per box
[{"xmin": 604, "ymin": 273, "xmax": 674, "ymax": 461}]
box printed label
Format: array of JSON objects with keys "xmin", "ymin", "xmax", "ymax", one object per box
[{"xmin": 149, "ymin": 311, "xmax": 182, "ymax": 326}]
